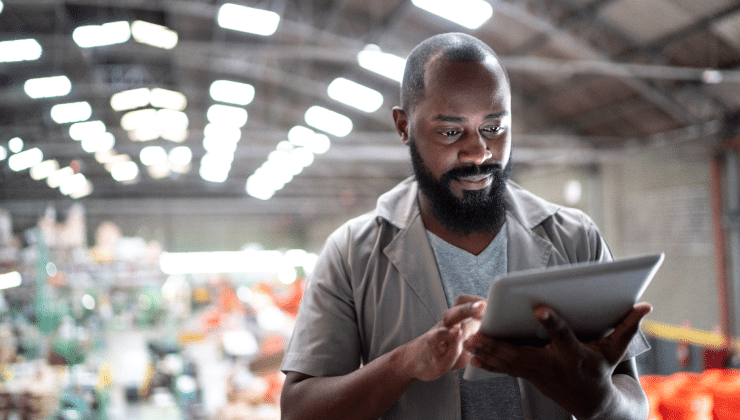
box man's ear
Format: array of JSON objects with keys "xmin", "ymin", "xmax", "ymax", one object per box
[{"xmin": 392, "ymin": 106, "xmax": 411, "ymax": 146}]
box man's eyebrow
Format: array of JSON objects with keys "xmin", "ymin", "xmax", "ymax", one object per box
[{"xmin": 431, "ymin": 111, "xmax": 509, "ymax": 122}]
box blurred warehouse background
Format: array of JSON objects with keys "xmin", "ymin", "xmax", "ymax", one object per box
[{"xmin": 1, "ymin": 0, "xmax": 740, "ymax": 418}]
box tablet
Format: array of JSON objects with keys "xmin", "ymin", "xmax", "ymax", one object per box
[{"xmin": 463, "ymin": 253, "xmax": 664, "ymax": 381}]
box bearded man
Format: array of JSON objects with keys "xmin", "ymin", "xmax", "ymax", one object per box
[{"xmin": 280, "ymin": 32, "xmax": 652, "ymax": 420}]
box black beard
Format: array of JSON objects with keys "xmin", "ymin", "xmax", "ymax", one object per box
[{"xmin": 410, "ymin": 139, "xmax": 512, "ymax": 235}]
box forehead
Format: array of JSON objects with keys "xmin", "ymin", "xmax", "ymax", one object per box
[{"xmin": 417, "ymin": 57, "xmax": 510, "ymax": 115}]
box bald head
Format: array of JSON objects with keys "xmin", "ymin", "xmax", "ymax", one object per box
[{"xmin": 400, "ymin": 33, "xmax": 508, "ymax": 112}]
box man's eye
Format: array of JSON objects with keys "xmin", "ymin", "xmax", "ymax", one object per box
[{"xmin": 444, "ymin": 130, "xmax": 460, "ymax": 138}]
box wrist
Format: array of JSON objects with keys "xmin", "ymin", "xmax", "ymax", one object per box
[{"xmin": 389, "ymin": 342, "xmax": 418, "ymax": 383}]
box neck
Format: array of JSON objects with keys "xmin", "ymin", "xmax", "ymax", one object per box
[{"xmin": 418, "ymin": 193, "xmax": 505, "ymax": 256}]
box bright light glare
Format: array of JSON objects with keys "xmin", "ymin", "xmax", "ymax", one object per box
[
  {"xmin": 210, "ymin": 80, "xmax": 255, "ymax": 106},
  {"xmin": 204, "ymin": 123, "xmax": 241, "ymax": 143},
  {"xmin": 168, "ymin": 146, "xmax": 192, "ymax": 166},
  {"xmin": 0, "ymin": 272, "xmax": 22, "ymax": 290},
  {"xmin": 357, "ymin": 45, "xmax": 406, "ymax": 82},
  {"xmin": 60, "ymin": 173, "xmax": 87, "ymax": 196},
  {"xmin": 305, "ymin": 106, "xmax": 352, "ymax": 137},
  {"xmin": 69, "ymin": 120, "xmax": 106, "ymax": 140},
  {"xmin": 159, "ymin": 249, "xmax": 318, "ymax": 275},
  {"xmin": 81, "ymin": 132, "xmax": 115, "ymax": 153},
  {"xmin": 217, "ymin": 3, "xmax": 280, "ymax": 36},
  {"xmin": 288, "ymin": 126, "xmax": 331, "ymax": 154},
  {"xmin": 111, "ymin": 88, "xmax": 150, "ymax": 111},
  {"xmin": 8, "ymin": 137, "xmax": 23, "ymax": 153},
  {"xmin": 30, "ymin": 159, "xmax": 59, "ymax": 180},
  {"xmin": 51, "ymin": 101, "xmax": 92, "ymax": 124},
  {"xmin": 24, "ymin": 75, "xmax": 72, "ymax": 99},
  {"xmin": 0, "ymin": 39, "xmax": 42, "ymax": 63},
  {"xmin": 47, "ymin": 166, "xmax": 74, "ymax": 188},
  {"xmin": 0, "ymin": 2, "xmax": 4, "ymax": 14},
  {"xmin": 203, "ymin": 137, "xmax": 237, "ymax": 154},
  {"xmin": 199, "ymin": 153, "xmax": 233, "ymax": 183},
  {"xmin": 9, "ymin": 148, "xmax": 43, "ymax": 172},
  {"xmin": 411, "ymin": 0, "xmax": 493, "ymax": 29},
  {"xmin": 82, "ymin": 294, "xmax": 96, "ymax": 310},
  {"xmin": 207, "ymin": 104, "xmax": 248, "ymax": 127},
  {"xmin": 139, "ymin": 145, "xmax": 167, "ymax": 166},
  {"xmin": 111, "ymin": 160, "xmax": 139, "ymax": 182},
  {"xmin": 121, "ymin": 108, "xmax": 156, "ymax": 131},
  {"xmin": 328, "ymin": 77, "xmax": 383, "ymax": 113},
  {"xmin": 0, "ymin": 146, "xmax": 6, "ymax": 161},
  {"xmin": 72, "ymin": 21, "xmax": 131, "ymax": 48},
  {"xmin": 156, "ymin": 109, "xmax": 189, "ymax": 132},
  {"xmin": 131, "ymin": 20, "xmax": 178, "ymax": 50},
  {"xmin": 70, "ymin": 180, "xmax": 93, "ymax": 199},
  {"xmin": 150, "ymin": 88, "xmax": 187, "ymax": 111}
]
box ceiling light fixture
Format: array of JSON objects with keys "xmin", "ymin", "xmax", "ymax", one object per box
[
  {"xmin": 24, "ymin": 75, "xmax": 72, "ymax": 99},
  {"xmin": 327, "ymin": 77, "xmax": 384, "ymax": 113},
  {"xmin": 304, "ymin": 106, "xmax": 353, "ymax": 137},
  {"xmin": 50, "ymin": 101, "xmax": 92, "ymax": 124},
  {"xmin": 59, "ymin": 173, "xmax": 88, "ymax": 196},
  {"xmin": 207, "ymin": 104, "xmax": 248, "ymax": 127},
  {"xmin": 217, "ymin": 3, "xmax": 280, "ymax": 36},
  {"xmin": 110, "ymin": 160, "xmax": 139, "ymax": 182},
  {"xmin": 72, "ymin": 21, "xmax": 131, "ymax": 48},
  {"xmin": 0, "ymin": 272, "xmax": 22, "ymax": 291},
  {"xmin": 288, "ymin": 126, "xmax": 330, "ymax": 154},
  {"xmin": 121, "ymin": 108, "xmax": 157, "ymax": 131},
  {"xmin": 357, "ymin": 45, "xmax": 405, "ymax": 82},
  {"xmin": 411, "ymin": 0, "xmax": 493, "ymax": 29},
  {"xmin": 150, "ymin": 88, "xmax": 187, "ymax": 111},
  {"xmin": 69, "ymin": 120, "xmax": 106, "ymax": 140},
  {"xmin": 47, "ymin": 166, "xmax": 74, "ymax": 188},
  {"xmin": 0, "ymin": 2, "xmax": 4, "ymax": 14},
  {"xmin": 8, "ymin": 137, "xmax": 23, "ymax": 153},
  {"xmin": 110, "ymin": 88, "xmax": 151, "ymax": 111},
  {"xmin": 139, "ymin": 145, "xmax": 168, "ymax": 166},
  {"xmin": 168, "ymin": 146, "xmax": 192, "ymax": 166},
  {"xmin": 210, "ymin": 80, "xmax": 255, "ymax": 106},
  {"xmin": 0, "ymin": 146, "xmax": 7, "ymax": 161},
  {"xmin": 0, "ymin": 39, "xmax": 42, "ymax": 63},
  {"xmin": 131, "ymin": 20, "xmax": 178, "ymax": 50},
  {"xmin": 30, "ymin": 160, "xmax": 59, "ymax": 181},
  {"xmin": 81, "ymin": 132, "xmax": 115, "ymax": 153},
  {"xmin": 8, "ymin": 148, "xmax": 43, "ymax": 172}
]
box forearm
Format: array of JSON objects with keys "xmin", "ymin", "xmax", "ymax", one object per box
[
  {"xmin": 281, "ymin": 346, "xmax": 415, "ymax": 420},
  {"xmin": 580, "ymin": 373, "xmax": 649, "ymax": 420}
]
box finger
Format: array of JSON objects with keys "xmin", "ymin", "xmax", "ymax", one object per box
[
  {"xmin": 601, "ymin": 302, "xmax": 652, "ymax": 363},
  {"xmin": 533, "ymin": 305, "xmax": 580, "ymax": 353},
  {"xmin": 443, "ymin": 300, "xmax": 486, "ymax": 328},
  {"xmin": 453, "ymin": 294, "xmax": 485, "ymax": 306}
]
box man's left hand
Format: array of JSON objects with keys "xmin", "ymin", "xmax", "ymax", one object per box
[{"xmin": 464, "ymin": 302, "xmax": 652, "ymax": 419}]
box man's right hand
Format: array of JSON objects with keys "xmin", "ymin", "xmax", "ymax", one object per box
[{"xmin": 400, "ymin": 294, "xmax": 486, "ymax": 382}]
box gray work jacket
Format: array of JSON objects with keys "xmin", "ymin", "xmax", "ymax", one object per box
[{"xmin": 281, "ymin": 177, "xmax": 649, "ymax": 419}]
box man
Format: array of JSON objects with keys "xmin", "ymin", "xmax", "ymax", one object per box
[{"xmin": 280, "ymin": 32, "xmax": 651, "ymax": 420}]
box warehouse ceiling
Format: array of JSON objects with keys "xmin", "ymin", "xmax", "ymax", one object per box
[{"xmin": 2, "ymin": 0, "xmax": 740, "ymax": 230}]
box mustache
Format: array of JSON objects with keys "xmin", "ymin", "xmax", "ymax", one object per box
[{"xmin": 443, "ymin": 163, "xmax": 503, "ymax": 181}]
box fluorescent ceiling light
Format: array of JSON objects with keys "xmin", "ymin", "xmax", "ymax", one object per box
[
  {"xmin": 94, "ymin": 150, "xmax": 115, "ymax": 164},
  {"xmin": 0, "ymin": 2, "xmax": 4, "ymax": 14},
  {"xmin": 8, "ymin": 148, "xmax": 43, "ymax": 172},
  {"xmin": 203, "ymin": 137, "xmax": 238, "ymax": 154},
  {"xmin": 110, "ymin": 88, "xmax": 150, "ymax": 111},
  {"xmin": 0, "ymin": 272, "xmax": 21, "ymax": 291},
  {"xmin": 139, "ymin": 145, "xmax": 168, "ymax": 166},
  {"xmin": 169, "ymin": 146, "xmax": 192, "ymax": 166},
  {"xmin": 50, "ymin": 101, "xmax": 92, "ymax": 124},
  {"xmin": 72, "ymin": 21, "xmax": 131, "ymax": 48},
  {"xmin": 156, "ymin": 109, "xmax": 189, "ymax": 132},
  {"xmin": 207, "ymin": 104, "xmax": 248, "ymax": 127},
  {"xmin": 217, "ymin": 3, "xmax": 280, "ymax": 36},
  {"xmin": 102, "ymin": 154, "xmax": 130, "ymax": 170},
  {"xmin": 8, "ymin": 137, "xmax": 23, "ymax": 153},
  {"xmin": 69, "ymin": 120, "xmax": 106, "ymax": 140},
  {"xmin": 210, "ymin": 80, "xmax": 255, "ymax": 106},
  {"xmin": 357, "ymin": 45, "xmax": 405, "ymax": 82},
  {"xmin": 121, "ymin": 108, "xmax": 156, "ymax": 131},
  {"xmin": 204, "ymin": 123, "xmax": 242, "ymax": 143},
  {"xmin": 327, "ymin": 77, "xmax": 383, "ymax": 113},
  {"xmin": 69, "ymin": 181, "xmax": 93, "ymax": 199},
  {"xmin": 288, "ymin": 126, "xmax": 330, "ymax": 154},
  {"xmin": 60, "ymin": 173, "xmax": 87, "ymax": 196},
  {"xmin": 47, "ymin": 166, "xmax": 74, "ymax": 188},
  {"xmin": 0, "ymin": 146, "xmax": 6, "ymax": 161},
  {"xmin": 161, "ymin": 129, "xmax": 188, "ymax": 143},
  {"xmin": 0, "ymin": 39, "xmax": 42, "ymax": 63},
  {"xmin": 30, "ymin": 159, "xmax": 59, "ymax": 180},
  {"xmin": 81, "ymin": 132, "xmax": 115, "ymax": 153},
  {"xmin": 150, "ymin": 88, "xmax": 187, "ymax": 111},
  {"xmin": 199, "ymin": 154, "xmax": 232, "ymax": 183},
  {"xmin": 128, "ymin": 126, "xmax": 161, "ymax": 142},
  {"xmin": 304, "ymin": 106, "xmax": 353, "ymax": 137},
  {"xmin": 411, "ymin": 0, "xmax": 493, "ymax": 29},
  {"xmin": 24, "ymin": 75, "xmax": 72, "ymax": 99},
  {"xmin": 131, "ymin": 20, "xmax": 178, "ymax": 50},
  {"xmin": 111, "ymin": 160, "xmax": 139, "ymax": 182}
]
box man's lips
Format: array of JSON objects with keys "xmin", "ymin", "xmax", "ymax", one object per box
[{"xmin": 454, "ymin": 174, "xmax": 492, "ymax": 190}]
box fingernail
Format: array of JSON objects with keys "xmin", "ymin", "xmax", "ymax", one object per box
[{"xmin": 473, "ymin": 301, "xmax": 485, "ymax": 310}]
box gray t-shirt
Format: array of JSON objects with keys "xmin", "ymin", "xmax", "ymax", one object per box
[{"xmin": 427, "ymin": 222, "xmax": 525, "ymax": 420}]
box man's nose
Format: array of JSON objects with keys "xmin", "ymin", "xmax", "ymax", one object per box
[{"xmin": 458, "ymin": 133, "xmax": 492, "ymax": 165}]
